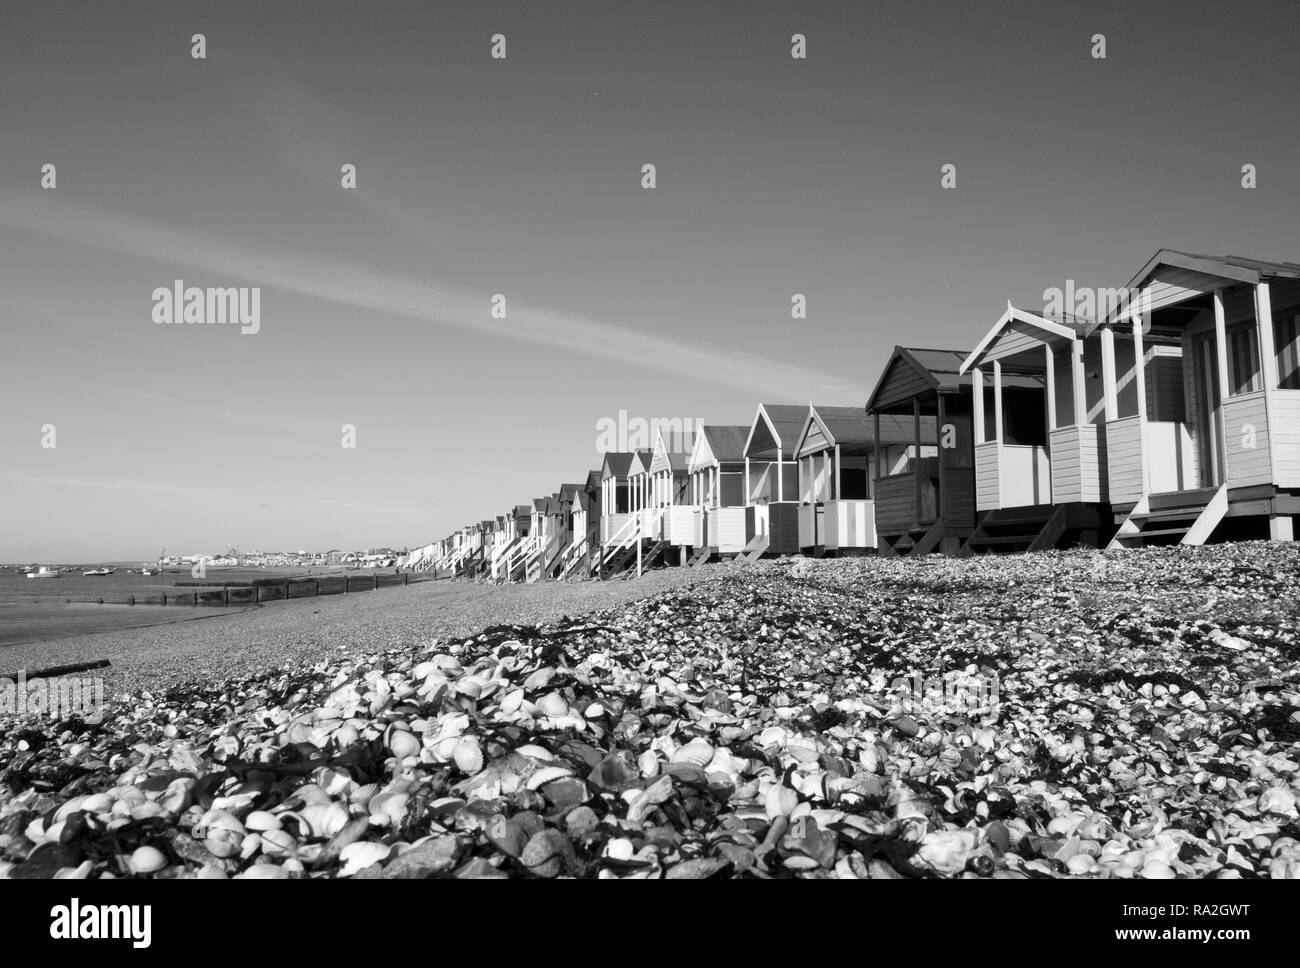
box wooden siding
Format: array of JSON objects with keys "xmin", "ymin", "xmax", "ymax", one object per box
[
  {"xmin": 873, "ymin": 473, "xmax": 937, "ymax": 532},
  {"xmin": 766, "ymin": 503, "xmax": 801, "ymax": 554},
  {"xmin": 665, "ymin": 506, "xmax": 698, "ymax": 546},
  {"xmin": 1222, "ymin": 391, "xmax": 1273, "ymax": 488},
  {"xmin": 1147, "ymin": 421, "xmax": 1197, "ymax": 493},
  {"xmin": 711, "ymin": 506, "xmax": 754, "ymax": 553},
  {"xmin": 1142, "ymin": 266, "xmax": 1219, "ymax": 312},
  {"xmin": 798, "ymin": 504, "xmax": 817, "ymax": 548},
  {"xmin": 1106, "ymin": 415, "xmax": 1145, "ymax": 504},
  {"xmin": 825, "ymin": 499, "xmax": 875, "ymax": 549},
  {"xmin": 1050, "ymin": 423, "xmax": 1107, "ymax": 503},
  {"xmin": 1267, "ymin": 389, "xmax": 1300, "ymax": 487},
  {"xmin": 975, "ymin": 442, "xmax": 999, "ymax": 511},
  {"xmin": 872, "ymin": 357, "xmax": 932, "ymax": 411},
  {"xmin": 601, "ymin": 512, "xmax": 630, "ymax": 546},
  {"xmin": 983, "ymin": 321, "xmax": 1049, "ymax": 363}
]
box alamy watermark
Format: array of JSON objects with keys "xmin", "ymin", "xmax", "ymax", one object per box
[
  {"xmin": 595, "ymin": 410, "xmax": 702, "ymax": 452},
  {"xmin": 1042, "ymin": 280, "xmax": 1151, "ymax": 331},
  {"xmin": 1, "ymin": 671, "xmax": 105, "ymax": 723},
  {"xmin": 152, "ymin": 279, "xmax": 260, "ymax": 334}
]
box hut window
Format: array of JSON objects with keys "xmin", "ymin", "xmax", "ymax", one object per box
[
  {"xmin": 1228, "ymin": 326, "xmax": 1262, "ymax": 395},
  {"xmin": 1276, "ymin": 313, "xmax": 1300, "ymax": 390}
]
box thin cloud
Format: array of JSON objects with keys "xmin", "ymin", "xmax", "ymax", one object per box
[{"xmin": 0, "ymin": 188, "xmax": 864, "ymax": 400}]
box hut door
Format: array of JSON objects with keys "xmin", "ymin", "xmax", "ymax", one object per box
[{"xmin": 1193, "ymin": 337, "xmax": 1223, "ymax": 487}]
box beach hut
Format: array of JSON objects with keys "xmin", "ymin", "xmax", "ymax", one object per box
[
  {"xmin": 597, "ymin": 452, "xmax": 642, "ymax": 575},
  {"xmin": 558, "ymin": 470, "xmax": 603, "ymax": 579},
  {"xmin": 687, "ymin": 425, "xmax": 750, "ymax": 558},
  {"xmin": 1087, "ymin": 250, "xmax": 1300, "ymax": 546},
  {"xmin": 793, "ymin": 406, "xmax": 920, "ymax": 554},
  {"xmin": 743, "ymin": 404, "xmax": 807, "ymax": 556},
  {"xmin": 647, "ymin": 428, "xmax": 696, "ymax": 561},
  {"xmin": 956, "ymin": 304, "xmax": 1113, "ymax": 550},
  {"xmin": 865, "ymin": 347, "xmax": 1012, "ymax": 555}
]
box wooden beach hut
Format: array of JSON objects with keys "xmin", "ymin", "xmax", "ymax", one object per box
[
  {"xmin": 956, "ymin": 303, "xmax": 1113, "ymax": 551},
  {"xmin": 687, "ymin": 425, "xmax": 750, "ymax": 559},
  {"xmin": 865, "ymin": 347, "xmax": 1011, "ymax": 555},
  {"xmin": 793, "ymin": 406, "xmax": 919, "ymax": 554},
  {"xmin": 597, "ymin": 452, "xmax": 641, "ymax": 576},
  {"xmin": 558, "ymin": 470, "xmax": 603, "ymax": 579},
  {"xmin": 647, "ymin": 428, "xmax": 696, "ymax": 562},
  {"xmin": 743, "ymin": 404, "xmax": 807, "ymax": 556},
  {"xmin": 1088, "ymin": 250, "xmax": 1300, "ymax": 546}
]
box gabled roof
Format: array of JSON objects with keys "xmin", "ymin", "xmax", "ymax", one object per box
[
  {"xmin": 866, "ymin": 346, "xmax": 970, "ymax": 413},
  {"xmin": 689, "ymin": 424, "xmax": 748, "ymax": 472},
  {"xmin": 649, "ymin": 429, "xmax": 692, "ymax": 474},
  {"xmin": 627, "ymin": 448, "xmax": 654, "ymax": 476},
  {"xmin": 794, "ymin": 406, "xmax": 923, "ymax": 456},
  {"xmin": 1087, "ymin": 248, "xmax": 1300, "ymax": 333},
  {"xmin": 600, "ymin": 451, "xmax": 636, "ymax": 479},
  {"xmin": 960, "ymin": 302, "xmax": 1085, "ymax": 374},
  {"xmin": 703, "ymin": 425, "xmax": 748, "ymax": 463},
  {"xmin": 584, "ymin": 469, "xmax": 602, "ymax": 490},
  {"xmin": 744, "ymin": 403, "xmax": 808, "ymax": 459}
]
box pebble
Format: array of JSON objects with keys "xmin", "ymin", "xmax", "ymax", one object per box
[{"xmin": 3, "ymin": 544, "xmax": 1300, "ymax": 880}]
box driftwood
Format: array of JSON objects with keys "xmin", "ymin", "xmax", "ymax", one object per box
[{"xmin": 2, "ymin": 658, "xmax": 111, "ymax": 681}]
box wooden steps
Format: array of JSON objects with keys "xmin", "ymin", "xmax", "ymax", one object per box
[
  {"xmin": 736, "ymin": 535, "xmax": 770, "ymax": 564},
  {"xmin": 685, "ymin": 546, "xmax": 713, "ymax": 569},
  {"xmin": 1108, "ymin": 484, "xmax": 1228, "ymax": 549}
]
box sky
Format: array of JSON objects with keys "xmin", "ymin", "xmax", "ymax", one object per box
[{"xmin": 2, "ymin": 0, "xmax": 1299, "ymax": 561}]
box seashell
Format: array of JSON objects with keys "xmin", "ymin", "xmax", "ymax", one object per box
[
  {"xmin": 537, "ymin": 692, "xmax": 569, "ymax": 718},
  {"xmin": 301, "ymin": 802, "xmax": 350, "ymax": 839},
  {"xmin": 368, "ymin": 792, "xmax": 409, "ymax": 827},
  {"xmin": 338, "ymin": 841, "xmax": 391, "ymax": 876},
  {"xmin": 244, "ymin": 811, "xmax": 281, "ymax": 832},
  {"xmin": 128, "ymin": 846, "xmax": 169, "ymax": 875},
  {"xmin": 1259, "ymin": 787, "xmax": 1298, "ymax": 818},
  {"xmin": 671, "ymin": 741, "xmax": 715, "ymax": 768},
  {"xmin": 638, "ymin": 750, "xmax": 660, "ymax": 777},
  {"xmin": 499, "ymin": 689, "xmax": 525, "ymax": 716},
  {"xmin": 516, "ymin": 744, "xmax": 554, "ymax": 761},
  {"xmin": 237, "ymin": 863, "xmax": 291, "ymax": 880},
  {"xmin": 205, "ymin": 828, "xmax": 242, "ymax": 858},
  {"xmin": 765, "ymin": 784, "xmax": 798, "ymax": 820},
  {"xmin": 759, "ymin": 726, "xmax": 789, "ymax": 749},
  {"xmin": 388, "ymin": 729, "xmax": 421, "ymax": 760},
  {"xmin": 260, "ymin": 828, "xmax": 298, "ymax": 857},
  {"xmin": 605, "ymin": 838, "xmax": 635, "ymax": 861},
  {"xmin": 585, "ymin": 702, "xmax": 606, "ymax": 719},
  {"xmin": 453, "ymin": 736, "xmax": 484, "ymax": 774},
  {"xmin": 525, "ymin": 765, "xmax": 575, "ymax": 791},
  {"xmin": 350, "ymin": 783, "xmax": 379, "ymax": 806},
  {"xmin": 54, "ymin": 861, "xmax": 94, "ymax": 880}
]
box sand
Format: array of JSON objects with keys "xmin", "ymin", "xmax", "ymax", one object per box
[{"xmin": 1, "ymin": 568, "xmax": 722, "ymax": 696}]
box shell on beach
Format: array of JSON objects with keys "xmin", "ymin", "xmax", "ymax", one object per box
[
  {"xmin": 128, "ymin": 845, "xmax": 168, "ymax": 874},
  {"xmin": 536, "ymin": 692, "xmax": 570, "ymax": 719},
  {"xmin": 453, "ymin": 736, "xmax": 485, "ymax": 774},
  {"xmin": 670, "ymin": 740, "xmax": 715, "ymax": 768}
]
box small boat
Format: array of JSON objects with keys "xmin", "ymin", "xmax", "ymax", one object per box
[
  {"xmin": 26, "ymin": 566, "xmax": 61, "ymax": 579},
  {"xmin": 83, "ymin": 568, "xmax": 114, "ymax": 576},
  {"xmin": 139, "ymin": 568, "xmax": 158, "ymax": 576}
]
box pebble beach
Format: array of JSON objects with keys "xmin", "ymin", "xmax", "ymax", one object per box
[{"xmin": 3, "ymin": 544, "xmax": 1300, "ymax": 879}]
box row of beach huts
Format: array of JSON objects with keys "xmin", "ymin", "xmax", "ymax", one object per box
[{"xmin": 401, "ymin": 249, "xmax": 1300, "ymax": 581}]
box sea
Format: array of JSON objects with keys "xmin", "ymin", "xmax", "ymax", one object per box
[{"xmin": 0, "ymin": 563, "xmax": 400, "ymax": 648}]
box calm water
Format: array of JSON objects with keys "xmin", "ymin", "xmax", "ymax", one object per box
[{"xmin": 0, "ymin": 564, "xmax": 399, "ymax": 647}]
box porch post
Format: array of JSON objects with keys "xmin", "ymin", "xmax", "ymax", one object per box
[
  {"xmin": 1132, "ymin": 316, "xmax": 1148, "ymax": 422},
  {"xmin": 1213, "ymin": 290, "xmax": 1230, "ymax": 400},
  {"xmin": 744, "ymin": 458, "xmax": 751, "ymax": 505},
  {"xmin": 972, "ymin": 366, "xmax": 985, "ymax": 444},
  {"xmin": 913, "ymin": 397, "xmax": 922, "ymax": 520},
  {"xmin": 1044, "ymin": 343, "xmax": 1057, "ymax": 431},
  {"xmin": 1100, "ymin": 326, "xmax": 1118, "ymax": 421},
  {"xmin": 834, "ymin": 444, "xmax": 842, "ymax": 501},
  {"xmin": 873, "ymin": 411, "xmax": 882, "ymax": 484},
  {"xmin": 777, "ymin": 447, "xmax": 785, "ymax": 502},
  {"xmin": 992, "ymin": 359, "xmax": 1004, "ymax": 445},
  {"xmin": 1072, "ymin": 340, "xmax": 1087, "ymax": 426},
  {"xmin": 1257, "ymin": 282, "xmax": 1279, "ymax": 391}
]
